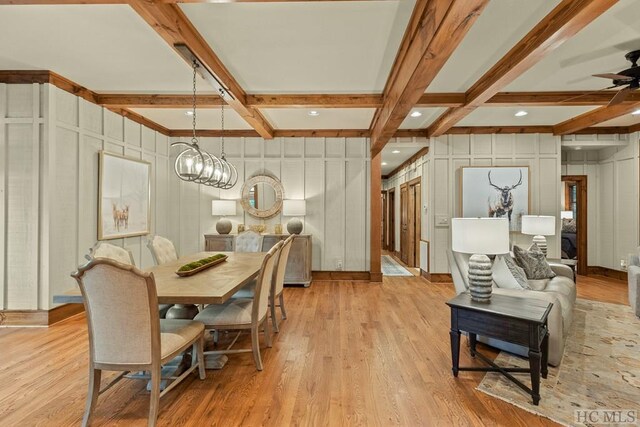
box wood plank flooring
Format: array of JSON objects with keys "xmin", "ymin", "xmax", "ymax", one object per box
[{"xmin": 0, "ymin": 274, "xmax": 628, "ymax": 426}]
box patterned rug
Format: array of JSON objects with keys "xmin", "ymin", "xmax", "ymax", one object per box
[
  {"xmin": 381, "ymin": 255, "xmax": 413, "ymax": 276},
  {"xmin": 477, "ymin": 299, "xmax": 640, "ymax": 426}
]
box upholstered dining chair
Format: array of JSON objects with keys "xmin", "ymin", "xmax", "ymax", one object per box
[
  {"xmin": 146, "ymin": 235, "xmax": 196, "ymax": 319},
  {"xmin": 71, "ymin": 258, "xmax": 206, "ymax": 427},
  {"xmin": 88, "ymin": 242, "xmax": 135, "ymax": 265},
  {"xmin": 235, "ymin": 230, "xmax": 264, "ymax": 253},
  {"xmin": 86, "ymin": 242, "xmax": 171, "ymax": 320},
  {"xmin": 194, "ymin": 241, "xmax": 283, "ymax": 371},
  {"xmin": 233, "ymin": 235, "xmax": 294, "ymax": 333}
]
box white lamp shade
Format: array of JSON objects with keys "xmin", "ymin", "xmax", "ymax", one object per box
[
  {"xmin": 211, "ymin": 200, "xmax": 236, "ymax": 216},
  {"xmin": 521, "ymin": 215, "xmax": 555, "ymax": 236},
  {"xmin": 283, "ymin": 200, "xmax": 306, "ymax": 216},
  {"xmin": 560, "ymin": 210, "xmax": 574, "ymax": 220},
  {"xmin": 451, "ymin": 218, "xmax": 509, "ymax": 255}
]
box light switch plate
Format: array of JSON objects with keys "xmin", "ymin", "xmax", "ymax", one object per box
[{"xmin": 435, "ymin": 215, "xmax": 449, "ymax": 227}]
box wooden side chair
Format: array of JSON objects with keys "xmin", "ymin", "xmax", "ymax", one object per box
[
  {"xmin": 71, "ymin": 258, "xmax": 206, "ymax": 427},
  {"xmin": 233, "ymin": 235, "xmax": 294, "ymax": 332},
  {"xmin": 235, "ymin": 230, "xmax": 264, "ymax": 253},
  {"xmin": 194, "ymin": 241, "xmax": 283, "ymax": 371}
]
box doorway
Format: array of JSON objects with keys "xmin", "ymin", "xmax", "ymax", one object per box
[
  {"xmin": 384, "ymin": 189, "xmax": 395, "ymax": 252},
  {"xmin": 561, "ymin": 175, "xmax": 587, "ymax": 275},
  {"xmin": 381, "ymin": 191, "xmax": 387, "ymax": 249},
  {"xmin": 400, "ymin": 177, "xmax": 421, "ymax": 268}
]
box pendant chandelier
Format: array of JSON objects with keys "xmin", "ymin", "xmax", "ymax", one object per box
[{"xmin": 171, "ymin": 60, "xmax": 237, "ymax": 190}]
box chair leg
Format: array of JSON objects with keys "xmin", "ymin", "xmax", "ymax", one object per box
[
  {"xmin": 279, "ymin": 293, "xmax": 287, "ymax": 320},
  {"xmin": 264, "ymin": 317, "xmax": 272, "ymax": 348},
  {"xmin": 148, "ymin": 365, "xmax": 162, "ymax": 427},
  {"xmin": 195, "ymin": 337, "xmax": 206, "ymax": 380},
  {"xmin": 270, "ymin": 299, "xmax": 279, "ymax": 333},
  {"xmin": 251, "ymin": 325, "xmax": 263, "ymax": 371},
  {"xmin": 82, "ymin": 368, "xmax": 101, "ymax": 427}
]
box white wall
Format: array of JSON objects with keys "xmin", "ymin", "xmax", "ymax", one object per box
[
  {"xmin": 0, "ymin": 83, "xmax": 172, "ymax": 310},
  {"xmin": 561, "ymin": 132, "xmax": 639, "ymax": 271},
  {"xmin": 168, "ymin": 136, "xmax": 371, "ymax": 272}
]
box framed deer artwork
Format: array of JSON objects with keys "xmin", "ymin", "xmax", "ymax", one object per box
[
  {"xmin": 459, "ymin": 166, "xmax": 530, "ymax": 232},
  {"xmin": 98, "ymin": 151, "xmax": 151, "ymax": 240}
]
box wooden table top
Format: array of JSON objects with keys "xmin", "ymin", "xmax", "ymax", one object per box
[
  {"xmin": 446, "ymin": 293, "xmax": 552, "ymax": 324},
  {"xmin": 53, "ymin": 251, "xmax": 266, "ymax": 305}
]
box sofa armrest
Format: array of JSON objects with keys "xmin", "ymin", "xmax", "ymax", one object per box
[{"xmin": 549, "ymin": 263, "xmax": 574, "ymax": 281}]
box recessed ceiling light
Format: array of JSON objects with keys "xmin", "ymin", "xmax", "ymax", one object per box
[
  {"xmin": 185, "ymin": 111, "xmax": 194, "ymax": 116},
  {"xmin": 382, "ymin": 162, "xmax": 388, "ymax": 166},
  {"xmin": 392, "ymin": 150, "xmax": 401, "ymax": 154},
  {"xmin": 514, "ymin": 110, "xmax": 528, "ymax": 117},
  {"xmin": 308, "ymin": 110, "xmax": 320, "ymax": 117},
  {"xmin": 631, "ymin": 109, "xmax": 640, "ymax": 116},
  {"xmin": 575, "ymin": 147, "xmax": 582, "ymax": 150},
  {"xmin": 410, "ymin": 111, "xmax": 422, "ymax": 118}
]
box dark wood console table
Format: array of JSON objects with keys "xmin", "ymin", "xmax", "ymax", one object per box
[{"xmin": 446, "ymin": 293, "xmax": 552, "ymax": 405}]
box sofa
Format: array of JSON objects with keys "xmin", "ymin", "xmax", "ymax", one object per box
[
  {"xmin": 627, "ymin": 249, "xmax": 640, "ymax": 318},
  {"xmin": 448, "ymin": 250, "xmax": 576, "ymax": 366}
]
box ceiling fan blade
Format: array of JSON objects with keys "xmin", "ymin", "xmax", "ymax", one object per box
[
  {"xmin": 608, "ymin": 86, "xmax": 632, "ymax": 106},
  {"xmin": 593, "ymin": 73, "xmax": 634, "ymax": 81},
  {"xmin": 559, "ymin": 85, "xmax": 619, "ymax": 104}
]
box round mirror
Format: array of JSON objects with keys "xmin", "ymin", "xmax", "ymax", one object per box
[{"xmin": 241, "ymin": 175, "xmax": 284, "ymax": 219}]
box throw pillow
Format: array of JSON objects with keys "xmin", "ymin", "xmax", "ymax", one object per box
[
  {"xmin": 492, "ymin": 255, "xmax": 530, "ymax": 290},
  {"xmin": 513, "ymin": 244, "xmax": 557, "ymax": 280},
  {"xmin": 562, "ymin": 218, "xmax": 577, "ymax": 233}
]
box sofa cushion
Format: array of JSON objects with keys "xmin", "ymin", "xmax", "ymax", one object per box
[
  {"xmin": 493, "ymin": 255, "xmax": 529, "ymax": 289},
  {"xmin": 514, "ymin": 244, "xmax": 556, "ymax": 280},
  {"xmin": 527, "ymin": 279, "xmax": 549, "ymax": 291}
]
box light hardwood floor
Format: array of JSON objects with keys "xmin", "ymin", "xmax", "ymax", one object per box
[{"xmin": 0, "ymin": 274, "xmax": 628, "ymax": 426}]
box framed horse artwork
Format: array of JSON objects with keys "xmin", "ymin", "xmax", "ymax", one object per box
[
  {"xmin": 459, "ymin": 166, "xmax": 530, "ymax": 232},
  {"xmin": 98, "ymin": 151, "xmax": 151, "ymax": 240}
]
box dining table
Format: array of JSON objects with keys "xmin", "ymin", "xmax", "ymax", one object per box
[{"xmin": 53, "ymin": 251, "xmax": 267, "ymax": 370}]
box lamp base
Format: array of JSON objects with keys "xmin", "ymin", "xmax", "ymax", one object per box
[
  {"xmin": 287, "ymin": 218, "xmax": 303, "ymax": 234},
  {"xmin": 468, "ymin": 253, "xmax": 493, "ymax": 303},
  {"xmin": 532, "ymin": 235, "xmax": 547, "ymax": 257},
  {"xmin": 216, "ymin": 218, "xmax": 232, "ymax": 235}
]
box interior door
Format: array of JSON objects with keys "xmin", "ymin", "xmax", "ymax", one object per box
[
  {"xmin": 381, "ymin": 192, "xmax": 387, "ymax": 249},
  {"xmin": 407, "ymin": 183, "xmax": 416, "ymax": 267},
  {"xmin": 400, "ymin": 184, "xmax": 409, "ymax": 264},
  {"xmin": 389, "ymin": 189, "xmax": 395, "ymax": 253},
  {"xmin": 413, "ymin": 182, "xmax": 421, "ymax": 268}
]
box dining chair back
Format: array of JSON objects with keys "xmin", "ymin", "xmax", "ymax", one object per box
[
  {"xmin": 147, "ymin": 235, "xmax": 179, "ymax": 266},
  {"xmin": 270, "ymin": 235, "xmax": 294, "ymax": 332},
  {"xmin": 254, "ymin": 240, "xmax": 282, "ymax": 322},
  {"xmin": 88, "ymin": 242, "xmax": 135, "ymax": 266},
  {"xmin": 236, "ymin": 230, "xmax": 264, "ymax": 253},
  {"xmin": 72, "ymin": 258, "xmax": 205, "ymax": 427}
]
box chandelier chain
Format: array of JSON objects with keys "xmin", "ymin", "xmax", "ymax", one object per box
[
  {"xmin": 191, "ymin": 60, "xmax": 198, "ymax": 144},
  {"xmin": 219, "ymin": 88, "xmax": 226, "ymax": 159}
]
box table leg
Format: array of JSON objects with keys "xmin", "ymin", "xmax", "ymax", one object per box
[
  {"xmin": 469, "ymin": 333, "xmax": 477, "ymax": 358},
  {"xmin": 450, "ymin": 329, "xmax": 461, "ymax": 377},
  {"xmin": 541, "ymin": 332, "xmax": 549, "ymax": 379},
  {"xmin": 528, "ymin": 348, "xmax": 541, "ymax": 405}
]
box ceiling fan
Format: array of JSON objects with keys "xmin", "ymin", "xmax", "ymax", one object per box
[{"xmin": 593, "ymin": 49, "xmax": 640, "ymax": 106}]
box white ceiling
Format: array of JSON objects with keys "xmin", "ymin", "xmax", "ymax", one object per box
[
  {"xmin": 131, "ymin": 108, "xmax": 252, "ymax": 130},
  {"xmin": 506, "ymin": 0, "xmax": 640, "ymax": 91},
  {"xmin": 458, "ymin": 106, "xmax": 597, "ymax": 127},
  {"xmin": 0, "ymin": 5, "xmax": 211, "ymax": 93},
  {"xmin": 181, "ymin": 1, "xmax": 414, "ymax": 93},
  {"xmin": 260, "ymin": 108, "xmax": 374, "ymax": 129},
  {"xmin": 381, "ymin": 142, "xmax": 427, "ymax": 175},
  {"xmin": 597, "ymin": 112, "xmax": 640, "ymax": 127},
  {"xmin": 426, "ymin": 0, "xmax": 561, "ymax": 93},
  {"xmin": 399, "ymin": 107, "xmax": 447, "ymax": 129}
]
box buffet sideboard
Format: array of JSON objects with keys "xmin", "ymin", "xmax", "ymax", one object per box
[{"xmin": 204, "ymin": 233, "xmax": 312, "ymax": 286}]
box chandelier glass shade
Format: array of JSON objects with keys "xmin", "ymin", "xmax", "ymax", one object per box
[{"xmin": 170, "ymin": 60, "xmax": 237, "ymax": 190}]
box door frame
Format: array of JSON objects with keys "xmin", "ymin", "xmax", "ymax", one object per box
[
  {"xmin": 381, "ymin": 191, "xmax": 388, "ymax": 250},
  {"xmin": 387, "ymin": 188, "xmax": 396, "ymax": 253},
  {"xmin": 400, "ymin": 177, "xmax": 421, "ymax": 268},
  {"xmin": 561, "ymin": 175, "xmax": 587, "ymax": 275}
]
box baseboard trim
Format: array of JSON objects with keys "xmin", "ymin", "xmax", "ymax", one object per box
[
  {"xmin": 0, "ymin": 304, "xmax": 84, "ymax": 327},
  {"xmin": 587, "ymin": 266, "xmax": 627, "ymax": 282},
  {"xmin": 420, "ymin": 269, "xmax": 453, "ymax": 283},
  {"xmin": 312, "ymin": 271, "xmax": 371, "ymax": 281}
]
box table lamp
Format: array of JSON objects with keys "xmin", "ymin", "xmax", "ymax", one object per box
[
  {"xmin": 283, "ymin": 200, "xmax": 306, "ymax": 234},
  {"xmin": 521, "ymin": 215, "xmax": 555, "ymax": 257},
  {"xmin": 451, "ymin": 218, "xmax": 509, "ymax": 303},
  {"xmin": 211, "ymin": 200, "xmax": 236, "ymax": 234},
  {"xmin": 560, "ymin": 210, "xmax": 574, "ymax": 220}
]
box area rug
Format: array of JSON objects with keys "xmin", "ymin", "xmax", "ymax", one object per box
[
  {"xmin": 381, "ymin": 255, "xmax": 413, "ymax": 276},
  {"xmin": 477, "ymin": 299, "xmax": 640, "ymax": 426}
]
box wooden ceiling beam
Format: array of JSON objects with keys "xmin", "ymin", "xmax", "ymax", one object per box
[
  {"xmin": 553, "ymin": 102, "xmax": 640, "ymax": 135},
  {"xmin": 129, "ymin": 0, "xmax": 274, "ymax": 139},
  {"xmin": 245, "ymin": 94, "xmax": 383, "ymax": 109},
  {"xmin": 427, "ymin": 0, "xmax": 619, "ymax": 138},
  {"xmin": 96, "ymin": 94, "xmax": 224, "ymax": 108},
  {"xmin": 0, "ymin": 0, "xmax": 387, "ymax": 3},
  {"xmin": 369, "ymin": 0, "xmax": 489, "ymax": 156}
]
